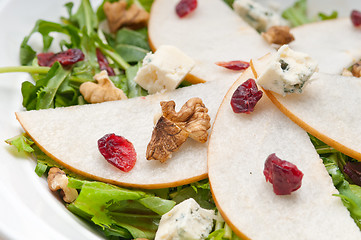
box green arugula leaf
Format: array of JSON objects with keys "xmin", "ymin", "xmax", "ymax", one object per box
[
  {"xmin": 36, "ymin": 62, "xmax": 71, "ymax": 109},
  {"xmin": 115, "ymin": 28, "xmax": 150, "ymax": 50},
  {"xmin": 67, "ymin": 179, "xmax": 175, "ymax": 239},
  {"xmin": 5, "ymin": 134, "xmax": 34, "ymax": 153},
  {"xmin": 125, "ymin": 63, "xmax": 147, "ymax": 98},
  {"xmin": 282, "ymin": 0, "xmax": 311, "ymax": 27},
  {"xmin": 318, "ymin": 11, "xmax": 338, "ymax": 21},
  {"xmin": 70, "ymin": 0, "xmax": 98, "ymax": 36}
]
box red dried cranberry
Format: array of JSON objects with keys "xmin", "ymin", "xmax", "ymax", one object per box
[
  {"xmin": 98, "ymin": 133, "xmax": 137, "ymax": 172},
  {"xmin": 344, "ymin": 162, "xmax": 361, "ymax": 186},
  {"xmin": 176, "ymin": 0, "xmax": 197, "ymax": 18},
  {"xmin": 264, "ymin": 153, "xmax": 303, "ymax": 195},
  {"xmin": 351, "ymin": 10, "xmax": 361, "ymax": 27},
  {"xmin": 96, "ymin": 48, "xmax": 115, "ymax": 76},
  {"xmin": 37, "ymin": 48, "xmax": 85, "ymax": 67},
  {"xmin": 230, "ymin": 78, "xmax": 263, "ymax": 114},
  {"xmin": 216, "ymin": 60, "xmax": 250, "ymax": 71}
]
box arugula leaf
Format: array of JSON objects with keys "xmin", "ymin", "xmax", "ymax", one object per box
[
  {"xmin": 67, "ymin": 179, "xmax": 175, "ymax": 239},
  {"xmin": 5, "ymin": 133, "xmax": 34, "ymax": 153},
  {"xmin": 322, "ymin": 154, "xmax": 361, "ymax": 227},
  {"xmin": 282, "ymin": 0, "xmax": 311, "ymax": 27},
  {"xmin": 318, "ymin": 11, "xmax": 338, "ymax": 21},
  {"xmin": 69, "ymin": 0, "xmax": 98, "ymax": 36},
  {"xmin": 125, "ymin": 63, "xmax": 147, "ymax": 98},
  {"xmin": 115, "ymin": 28, "xmax": 150, "ymax": 49}
]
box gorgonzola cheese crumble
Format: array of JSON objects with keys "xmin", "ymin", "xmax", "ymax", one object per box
[
  {"xmin": 233, "ymin": 0, "xmax": 289, "ymax": 32},
  {"xmin": 257, "ymin": 45, "xmax": 318, "ymax": 96},
  {"xmin": 155, "ymin": 198, "xmax": 216, "ymax": 240},
  {"xmin": 134, "ymin": 45, "xmax": 195, "ymax": 94}
]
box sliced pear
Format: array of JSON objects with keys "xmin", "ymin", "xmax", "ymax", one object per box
[
  {"xmin": 16, "ymin": 77, "xmax": 235, "ymax": 189},
  {"xmin": 148, "ymin": 0, "xmax": 274, "ymax": 83},
  {"xmin": 290, "ymin": 18, "xmax": 361, "ymax": 74},
  {"xmin": 253, "ymin": 53, "xmax": 361, "ymax": 161},
  {"xmin": 208, "ymin": 66, "xmax": 361, "ymax": 239}
]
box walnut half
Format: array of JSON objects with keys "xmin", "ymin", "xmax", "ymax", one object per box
[
  {"xmin": 146, "ymin": 98, "xmax": 211, "ymax": 163},
  {"xmin": 262, "ymin": 26, "xmax": 295, "ymax": 45},
  {"xmin": 104, "ymin": 0, "xmax": 149, "ymax": 33},
  {"xmin": 47, "ymin": 167, "xmax": 78, "ymax": 203},
  {"xmin": 80, "ymin": 70, "xmax": 127, "ymax": 103}
]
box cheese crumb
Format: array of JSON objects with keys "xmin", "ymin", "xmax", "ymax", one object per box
[
  {"xmin": 233, "ymin": 0, "xmax": 289, "ymax": 32},
  {"xmin": 257, "ymin": 45, "xmax": 318, "ymax": 96},
  {"xmin": 155, "ymin": 198, "xmax": 215, "ymax": 240},
  {"xmin": 134, "ymin": 45, "xmax": 195, "ymax": 94}
]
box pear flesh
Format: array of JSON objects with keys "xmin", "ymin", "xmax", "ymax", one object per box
[
  {"xmin": 148, "ymin": 0, "xmax": 274, "ymax": 83},
  {"xmin": 208, "ymin": 64, "xmax": 361, "ymax": 239}
]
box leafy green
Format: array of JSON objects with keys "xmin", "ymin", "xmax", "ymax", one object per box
[
  {"xmin": 282, "ymin": 0, "xmax": 311, "ymax": 27},
  {"xmin": 21, "ymin": 62, "xmax": 71, "ymax": 110},
  {"xmin": 125, "ymin": 63, "xmax": 148, "ymax": 98},
  {"xmin": 5, "ymin": 133, "xmax": 34, "ymax": 153},
  {"xmin": 318, "ymin": 11, "xmax": 338, "ymax": 21},
  {"xmin": 69, "ymin": 0, "xmax": 98, "ymax": 36},
  {"xmin": 322, "ymin": 154, "xmax": 361, "ymax": 228},
  {"xmin": 67, "ymin": 178, "xmax": 175, "ymax": 239}
]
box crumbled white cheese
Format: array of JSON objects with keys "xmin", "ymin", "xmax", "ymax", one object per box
[
  {"xmin": 155, "ymin": 198, "xmax": 216, "ymax": 240},
  {"xmin": 134, "ymin": 45, "xmax": 195, "ymax": 94},
  {"xmin": 233, "ymin": 0, "xmax": 289, "ymax": 32},
  {"xmin": 257, "ymin": 45, "xmax": 318, "ymax": 96}
]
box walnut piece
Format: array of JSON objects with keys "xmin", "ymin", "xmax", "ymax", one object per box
[
  {"xmin": 262, "ymin": 26, "xmax": 295, "ymax": 45},
  {"xmin": 146, "ymin": 98, "xmax": 211, "ymax": 163},
  {"xmin": 104, "ymin": 0, "xmax": 149, "ymax": 33},
  {"xmin": 47, "ymin": 167, "xmax": 78, "ymax": 203},
  {"xmin": 146, "ymin": 116, "xmax": 189, "ymax": 163},
  {"xmin": 351, "ymin": 61, "xmax": 361, "ymax": 78},
  {"xmin": 80, "ymin": 70, "xmax": 127, "ymax": 103},
  {"xmin": 161, "ymin": 98, "xmax": 211, "ymax": 143}
]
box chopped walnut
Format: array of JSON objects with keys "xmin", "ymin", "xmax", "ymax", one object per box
[
  {"xmin": 351, "ymin": 61, "xmax": 361, "ymax": 77},
  {"xmin": 47, "ymin": 167, "xmax": 78, "ymax": 203},
  {"xmin": 146, "ymin": 116, "xmax": 189, "ymax": 163},
  {"xmin": 262, "ymin": 26, "xmax": 295, "ymax": 45},
  {"xmin": 80, "ymin": 70, "xmax": 127, "ymax": 103},
  {"xmin": 146, "ymin": 98, "xmax": 211, "ymax": 162},
  {"xmin": 161, "ymin": 98, "xmax": 211, "ymax": 143},
  {"xmin": 104, "ymin": 0, "xmax": 149, "ymax": 33}
]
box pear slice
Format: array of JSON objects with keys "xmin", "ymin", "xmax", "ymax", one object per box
[
  {"xmin": 208, "ymin": 65, "xmax": 361, "ymax": 239},
  {"xmin": 16, "ymin": 77, "xmax": 235, "ymax": 189},
  {"xmin": 253, "ymin": 54, "xmax": 361, "ymax": 161},
  {"xmin": 148, "ymin": 0, "xmax": 274, "ymax": 84},
  {"xmin": 290, "ymin": 18, "xmax": 361, "ymax": 74}
]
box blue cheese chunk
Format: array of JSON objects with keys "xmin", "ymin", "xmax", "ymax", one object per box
[
  {"xmin": 233, "ymin": 0, "xmax": 289, "ymax": 32},
  {"xmin": 134, "ymin": 45, "xmax": 195, "ymax": 94},
  {"xmin": 155, "ymin": 198, "xmax": 215, "ymax": 240},
  {"xmin": 257, "ymin": 45, "xmax": 318, "ymax": 96}
]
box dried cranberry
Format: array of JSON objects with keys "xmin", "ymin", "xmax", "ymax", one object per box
[
  {"xmin": 37, "ymin": 49, "xmax": 85, "ymax": 67},
  {"xmin": 98, "ymin": 133, "xmax": 137, "ymax": 172},
  {"xmin": 96, "ymin": 48, "xmax": 115, "ymax": 76},
  {"xmin": 230, "ymin": 78, "xmax": 263, "ymax": 114},
  {"xmin": 351, "ymin": 10, "xmax": 361, "ymax": 27},
  {"xmin": 264, "ymin": 153, "xmax": 303, "ymax": 195},
  {"xmin": 176, "ymin": 0, "xmax": 197, "ymax": 18},
  {"xmin": 344, "ymin": 162, "xmax": 361, "ymax": 186},
  {"xmin": 216, "ymin": 60, "xmax": 250, "ymax": 71}
]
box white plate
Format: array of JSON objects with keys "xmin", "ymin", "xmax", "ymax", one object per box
[{"xmin": 0, "ymin": 0, "xmax": 359, "ymax": 239}]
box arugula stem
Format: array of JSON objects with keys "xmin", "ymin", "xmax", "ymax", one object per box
[
  {"xmin": 315, "ymin": 146, "xmax": 339, "ymax": 155},
  {"xmin": 102, "ymin": 48, "xmax": 130, "ymax": 70},
  {"xmin": 223, "ymin": 223, "xmax": 233, "ymax": 239},
  {"xmin": 0, "ymin": 66, "xmax": 50, "ymax": 74}
]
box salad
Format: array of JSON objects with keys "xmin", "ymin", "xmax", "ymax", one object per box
[{"xmin": 1, "ymin": 0, "xmax": 361, "ymax": 239}]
